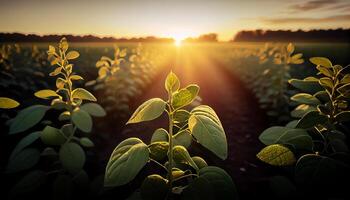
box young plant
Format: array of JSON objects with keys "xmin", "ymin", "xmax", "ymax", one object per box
[
  {"xmin": 6, "ymin": 38, "xmax": 105, "ymax": 197},
  {"xmin": 257, "ymin": 57, "xmax": 350, "ymax": 198},
  {"xmin": 104, "ymin": 71, "xmax": 236, "ymax": 199}
]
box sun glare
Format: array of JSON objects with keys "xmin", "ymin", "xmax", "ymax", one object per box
[
  {"xmin": 171, "ymin": 32, "xmax": 191, "ymax": 46},
  {"xmin": 174, "ymin": 38, "xmax": 182, "ymax": 46}
]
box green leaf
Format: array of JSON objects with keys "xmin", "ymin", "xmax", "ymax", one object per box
[
  {"xmin": 173, "ymin": 129, "xmax": 192, "ymax": 148},
  {"xmin": 174, "ymin": 109, "xmax": 190, "ymax": 124},
  {"xmin": 192, "ymin": 156, "xmax": 208, "ymax": 169},
  {"xmin": 35, "ymin": 89, "xmax": 60, "ymax": 99},
  {"xmin": 172, "ymin": 84, "xmax": 199, "ymax": 109},
  {"xmin": 288, "ymin": 78, "xmax": 322, "ymax": 94},
  {"xmin": 335, "ymin": 111, "xmax": 350, "ymax": 122},
  {"xmin": 7, "ymin": 148, "xmax": 40, "ymax": 173},
  {"xmin": 80, "ymin": 137, "xmax": 95, "ymax": 147},
  {"xmin": 258, "ymin": 126, "xmax": 290, "ymax": 144},
  {"xmin": 127, "ymin": 98, "xmax": 166, "ymax": 124},
  {"xmin": 9, "ymin": 170, "xmax": 47, "ymax": 199},
  {"xmin": 290, "ymin": 93, "xmax": 320, "ymax": 105},
  {"xmin": 80, "ymin": 103, "xmax": 106, "ymax": 117},
  {"xmin": 10, "ymin": 131, "xmax": 40, "ymax": 160},
  {"xmin": 295, "ymin": 154, "xmax": 349, "ymax": 191},
  {"xmin": 72, "ymin": 108, "xmax": 92, "ymax": 133},
  {"xmin": 337, "ymin": 83, "xmax": 350, "ymax": 98},
  {"xmin": 291, "ymin": 104, "xmax": 317, "ymax": 118},
  {"xmin": 72, "ymin": 88, "xmax": 97, "ymax": 102},
  {"xmin": 286, "ymin": 120, "xmax": 298, "ymax": 128},
  {"xmin": 66, "ymin": 51, "xmax": 80, "ymax": 60},
  {"xmin": 189, "ymin": 105, "xmax": 227, "ymax": 160},
  {"xmin": 183, "ymin": 166, "xmax": 237, "ymax": 200},
  {"xmin": 141, "ymin": 174, "xmax": 168, "ymax": 200},
  {"xmin": 296, "ymin": 111, "xmax": 328, "ymax": 129},
  {"xmin": 105, "ymin": 138, "xmax": 149, "ymax": 187},
  {"xmin": 151, "ymin": 128, "xmax": 168, "ymax": 143},
  {"xmin": 310, "ymin": 57, "xmax": 332, "ymax": 68},
  {"xmin": 257, "ymin": 144, "xmax": 296, "ymax": 166},
  {"xmin": 58, "ymin": 111, "xmax": 70, "ymax": 121},
  {"xmin": 40, "ymin": 125, "xmax": 66, "ymax": 145},
  {"xmin": 59, "ymin": 142, "xmax": 86, "ymax": 174},
  {"xmin": 173, "ymin": 145, "xmax": 198, "ymax": 171},
  {"xmin": 9, "ymin": 105, "xmax": 49, "ymax": 134},
  {"xmin": 165, "ymin": 71, "xmax": 180, "ymax": 93},
  {"xmin": 149, "ymin": 141, "xmax": 169, "ymax": 160},
  {"xmin": 0, "ymin": 97, "xmax": 19, "ymax": 109},
  {"xmin": 259, "ymin": 127, "xmax": 312, "ymax": 150}
]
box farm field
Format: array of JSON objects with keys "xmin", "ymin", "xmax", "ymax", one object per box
[{"xmin": 1, "ymin": 40, "xmax": 349, "ymax": 199}]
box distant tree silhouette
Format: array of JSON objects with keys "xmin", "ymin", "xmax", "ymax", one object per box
[
  {"xmin": 232, "ymin": 29, "xmax": 350, "ymax": 42},
  {"xmin": 0, "ymin": 33, "xmax": 174, "ymax": 43},
  {"xmin": 184, "ymin": 33, "xmax": 218, "ymax": 43}
]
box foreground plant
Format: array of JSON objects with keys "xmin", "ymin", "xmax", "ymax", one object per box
[
  {"xmin": 104, "ymin": 71, "xmax": 237, "ymax": 199},
  {"xmin": 7, "ymin": 38, "xmax": 105, "ymax": 197},
  {"xmin": 257, "ymin": 57, "xmax": 350, "ymax": 198}
]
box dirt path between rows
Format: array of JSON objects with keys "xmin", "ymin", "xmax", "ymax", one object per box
[{"xmin": 102, "ymin": 46, "xmax": 273, "ymax": 199}]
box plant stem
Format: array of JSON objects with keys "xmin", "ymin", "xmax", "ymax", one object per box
[
  {"xmin": 173, "ymin": 174, "xmax": 199, "ymax": 182},
  {"xmin": 167, "ymin": 93, "xmax": 174, "ymax": 194}
]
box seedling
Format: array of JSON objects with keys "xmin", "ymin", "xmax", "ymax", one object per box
[
  {"xmin": 104, "ymin": 71, "xmax": 236, "ymax": 199},
  {"xmin": 6, "ymin": 38, "xmax": 105, "ymax": 197}
]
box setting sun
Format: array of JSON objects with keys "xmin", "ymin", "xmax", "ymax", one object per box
[{"xmin": 174, "ymin": 38, "xmax": 182, "ymax": 46}]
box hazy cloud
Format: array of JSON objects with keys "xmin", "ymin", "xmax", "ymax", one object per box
[
  {"xmin": 261, "ymin": 14, "xmax": 350, "ymax": 24},
  {"xmin": 289, "ymin": 0, "xmax": 339, "ymax": 11}
]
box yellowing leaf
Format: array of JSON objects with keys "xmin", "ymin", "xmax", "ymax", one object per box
[
  {"xmin": 310, "ymin": 57, "xmax": 332, "ymax": 68},
  {"xmin": 70, "ymin": 75, "xmax": 83, "ymax": 81},
  {"xmin": 34, "ymin": 90, "xmax": 60, "ymax": 99},
  {"xmin": 59, "ymin": 38, "xmax": 68, "ymax": 52},
  {"xmin": 287, "ymin": 43, "xmax": 294, "ymax": 54},
  {"xmin": 257, "ymin": 144, "xmax": 296, "ymax": 166},
  {"xmin": 72, "ymin": 88, "xmax": 97, "ymax": 102},
  {"xmin": 66, "ymin": 51, "xmax": 79, "ymax": 60},
  {"xmin": 0, "ymin": 97, "xmax": 19, "ymax": 109},
  {"xmin": 56, "ymin": 78, "xmax": 66, "ymax": 89}
]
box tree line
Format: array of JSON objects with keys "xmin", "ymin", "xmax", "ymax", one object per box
[{"xmin": 232, "ymin": 29, "xmax": 350, "ymax": 42}]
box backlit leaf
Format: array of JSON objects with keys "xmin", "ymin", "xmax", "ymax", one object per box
[
  {"xmin": 310, "ymin": 57, "xmax": 332, "ymax": 68},
  {"xmin": 35, "ymin": 89, "xmax": 60, "ymax": 99},
  {"xmin": 0, "ymin": 97, "xmax": 19, "ymax": 109},
  {"xmin": 105, "ymin": 139, "xmax": 149, "ymax": 187},
  {"xmin": 127, "ymin": 98, "xmax": 166, "ymax": 124},
  {"xmin": 165, "ymin": 71, "xmax": 180, "ymax": 93},
  {"xmin": 257, "ymin": 144, "xmax": 296, "ymax": 166},
  {"xmin": 66, "ymin": 51, "xmax": 79, "ymax": 60},
  {"xmin": 72, "ymin": 88, "xmax": 97, "ymax": 102}
]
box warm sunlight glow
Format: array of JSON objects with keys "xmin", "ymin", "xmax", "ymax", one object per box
[{"xmin": 174, "ymin": 38, "xmax": 182, "ymax": 46}]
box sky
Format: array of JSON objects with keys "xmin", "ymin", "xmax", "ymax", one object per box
[{"xmin": 0, "ymin": 0, "xmax": 349, "ymax": 41}]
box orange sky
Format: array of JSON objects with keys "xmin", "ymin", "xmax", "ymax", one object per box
[{"xmin": 0, "ymin": 0, "xmax": 349, "ymax": 41}]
